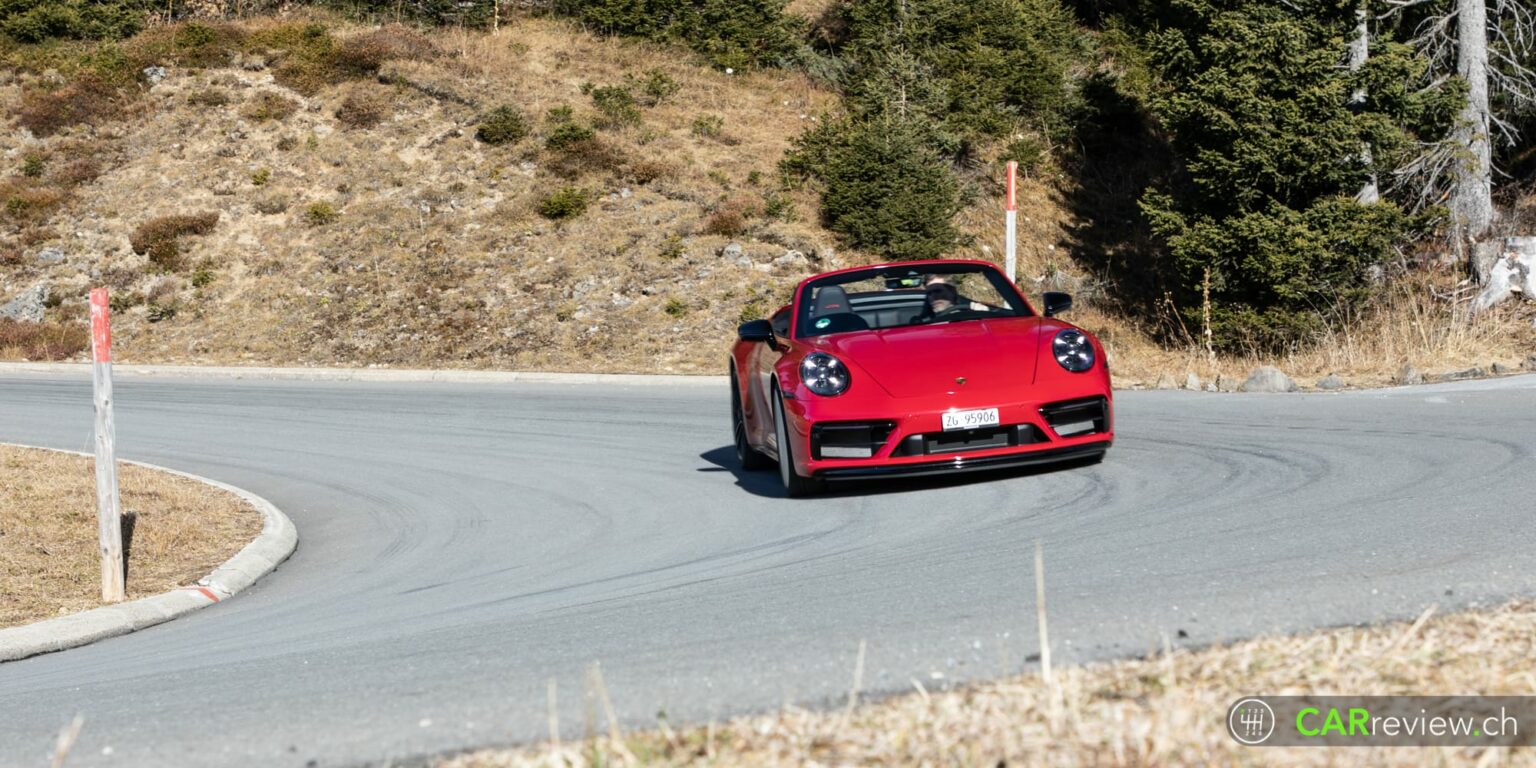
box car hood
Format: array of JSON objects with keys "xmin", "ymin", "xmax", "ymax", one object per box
[{"xmin": 812, "ymin": 317, "xmax": 1044, "ymax": 398}]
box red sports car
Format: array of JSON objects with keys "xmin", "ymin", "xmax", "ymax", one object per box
[{"xmin": 730, "ymin": 259, "xmax": 1113, "ymax": 496}]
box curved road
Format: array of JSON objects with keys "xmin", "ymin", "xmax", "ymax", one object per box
[{"xmin": 1, "ymin": 372, "xmax": 1534, "ymax": 766}]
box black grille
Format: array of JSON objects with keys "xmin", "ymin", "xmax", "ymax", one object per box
[
  {"xmin": 1039, "ymin": 396, "xmax": 1109, "ymax": 438},
  {"xmin": 891, "ymin": 424, "xmax": 1048, "ymax": 457},
  {"xmin": 811, "ymin": 421, "xmax": 895, "ymax": 460}
]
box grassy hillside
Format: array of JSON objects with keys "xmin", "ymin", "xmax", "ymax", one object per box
[{"xmin": 1, "ymin": 11, "xmax": 1532, "ymax": 385}]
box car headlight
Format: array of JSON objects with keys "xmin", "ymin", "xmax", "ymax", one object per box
[
  {"xmin": 1053, "ymin": 329, "xmax": 1095, "ymax": 372},
  {"xmin": 801, "ymin": 353, "xmax": 850, "ymax": 396}
]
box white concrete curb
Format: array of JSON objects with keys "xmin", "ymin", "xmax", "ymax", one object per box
[
  {"xmin": 0, "ymin": 445, "xmax": 297, "ymax": 663},
  {"xmin": 0, "ymin": 362, "xmax": 727, "ymax": 386}
]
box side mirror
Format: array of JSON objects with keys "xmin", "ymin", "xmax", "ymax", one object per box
[
  {"xmin": 738, "ymin": 319, "xmax": 774, "ymax": 343},
  {"xmin": 1043, "ymin": 292, "xmax": 1072, "ymax": 317}
]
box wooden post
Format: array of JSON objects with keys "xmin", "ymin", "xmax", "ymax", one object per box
[
  {"xmin": 1004, "ymin": 161, "xmax": 1018, "ymax": 284},
  {"xmin": 90, "ymin": 288, "xmax": 125, "ymax": 604}
]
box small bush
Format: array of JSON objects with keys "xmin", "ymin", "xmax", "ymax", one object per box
[
  {"xmin": 0, "ymin": 320, "xmax": 89, "ymax": 361},
  {"xmin": 108, "ymin": 290, "xmax": 142, "ymax": 312},
  {"xmin": 336, "ymin": 91, "xmax": 389, "ymax": 130},
  {"xmin": 243, "ymin": 92, "xmax": 299, "ymax": 122},
  {"xmin": 130, "ymin": 212, "xmax": 219, "ymax": 271},
  {"xmin": 14, "ymin": 74, "xmax": 124, "ymax": 137},
  {"xmin": 587, "ymin": 84, "xmax": 641, "ymax": 128},
  {"xmin": 191, "ymin": 266, "xmax": 215, "ymax": 288},
  {"xmin": 54, "ymin": 158, "xmax": 101, "ymax": 186},
  {"xmin": 1, "ymin": 0, "xmax": 144, "ymax": 44},
  {"xmin": 127, "ymin": 22, "xmax": 245, "ymax": 68},
  {"xmin": 187, "ymin": 88, "xmax": 232, "ymax": 108},
  {"xmin": 626, "ymin": 158, "xmax": 676, "ymax": 185},
  {"xmin": 1, "ymin": 184, "xmax": 65, "ymax": 225},
  {"xmin": 21, "ymin": 152, "xmax": 45, "ymax": 178},
  {"xmin": 536, "ymin": 187, "xmax": 589, "ymax": 220},
  {"xmin": 303, "ymin": 202, "xmax": 339, "ymax": 226},
  {"xmin": 146, "ymin": 302, "xmax": 177, "ymax": 322},
  {"xmin": 476, "ymin": 105, "xmax": 528, "ymax": 145},
  {"xmin": 1003, "ymin": 136, "xmax": 1047, "ymax": 175},
  {"xmin": 691, "ymin": 114, "xmax": 724, "ymax": 139},
  {"xmin": 633, "ymin": 68, "xmax": 681, "ymax": 106},
  {"xmin": 545, "ymin": 122, "xmax": 596, "ymax": 151},
  {"xmin": 545, "ymin": 104, "xmax": 574, "ymax": 125},
  {"xmin": 333, "ymin": 26, "xmax": 436, "ymax": 78},
  {"xmin": 251, "ymin": 167, "xmax": 271, "ymax": 186},
  {"xmin": 663, "ymin": 297, "xmax": 688, "ymax": 317}
]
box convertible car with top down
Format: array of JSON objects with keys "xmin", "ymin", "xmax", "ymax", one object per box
[{"xmin": 729, "ymin": 259, "xmax": 1113, "ymax": 496}]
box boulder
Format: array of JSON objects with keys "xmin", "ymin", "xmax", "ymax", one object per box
[
  {"xmin": 1393, "ymin": 364, "xmax": 1424, "ymax": 386},
  {"xmin": 35, "ymin": 247, "xmax": 64, "ymax": 265},
  {"xmin": 1491, "ymin": 362, "xmax": 1512, "ymax": 375},
  {"xmin": 1214, "ymin": 374, "xmax": 1240, "ymax": 392},
  {"xmin": 1316, "ymin": 373, "xmax": 1345, "ymax": 390},
  {"xmin": 1240, "ymin": 366, "xmax": 1298, "ymax": 393},
  {"xmin": 721, "ymin": 243, "xmax": 744, "ymax": 261},
  {"xmin": 1183, "ymin": 373, "xmax": 1201, "ymax": 391},
  {"xmin": 1524, "ymin": 354, "xmax": 1536, "ymax": 371},
  {"xmin": 0, "ymin": 284, "xmax": 48, "ymax": 323}
]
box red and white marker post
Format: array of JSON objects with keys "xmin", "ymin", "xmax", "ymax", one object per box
[
  {"xmin": 1004, "ymin": 161, "xmax": 1018, "ymax": 283},
  {"xmin": 90, "ymin": 288, "xmax": 125, "ymax": 603}
]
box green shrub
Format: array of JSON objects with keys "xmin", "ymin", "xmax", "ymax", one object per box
[
  {"xmin": 21, "ymin": 152, "xmax": 45, "ymax": 178},
  {"xmin": 551, "ymin": 0, "xmax": 801, "ymax": 70},
  {"xmin": 691, "ymin": 114, "xmax": 723, "ymax": 138},
  {"xmin": 14, "ymin": 73, "xmax": 126, "ymax": 137},
  {"xmin": 633, "ymin": 68, "xmax": 681, "ymax": 106},
  {"xmin": 545, "ymin": 122, "xmax": 596, "ymax": 151},
  {"xmin": 587, "ymin": 84, "xmax": 641, "ymax": 128},
  {"xmin": 536, "ymin": 187, "xmax": 589, "ymax": 220},
  {"xmin": 545, "ymin": 104, "xmax": 574, "ymax": 125},
  {"xmin": 130, "ymin": 212, "xmax": 219, "ymax": 271},
  {"xmin": 663, "ymin": 297, "xmax": 688, "ymax": 317},
  {"xmin": 251, "ymin": 167, "xmax": 271, "ymax": 186},
  {"xmin": 191, "ymin": 266, "xmax": 215, "ymax": 288},
  {"xmin": 1, "ymin": 0, "xmax": 143, "ymax": 43},
  {"xmin": 476, "ymin": 105, "xmax": 528, "ymax": 145},
  {"xmin": 303, "ymin": 201, "xmax": 339, "ymax": 226},
  {"xmin": 783, "ymin": 115, "xmax": 959, "ymax": 261}
]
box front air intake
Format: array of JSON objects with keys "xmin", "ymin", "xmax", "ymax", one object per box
[{"xmin": 1039, "ymin": 397, "xmax": 1109, "ymax": 438}]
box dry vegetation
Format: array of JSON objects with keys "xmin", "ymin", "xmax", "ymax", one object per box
[
  {"xmin": 0, "ymin": 12, "xmax": 1532, "ymax": 384},
  {"xmin": 0, "ymin": 445, "xmax": 262, "ymax": 628},
  {"xmin": 443, "ymin": 600, "xmax": 1536, "ymax": 767}
]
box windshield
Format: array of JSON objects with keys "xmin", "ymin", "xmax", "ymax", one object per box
[{"xmin": 796, "ymin": 264, "xmax": 1030, "ymax": 338}]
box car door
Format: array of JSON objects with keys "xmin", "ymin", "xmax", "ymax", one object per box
[{"xmin": 752, "ymin": 306, "xmax": 792, "ymax": 453}]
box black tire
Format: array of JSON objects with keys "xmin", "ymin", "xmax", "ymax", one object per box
[
  {"xmin": 731, "ymin": 368, "xmax": 773, "ymax": 471},
  {"xmin": 773, "ymin": 388, "xmax": 825, "ymax": 497}
]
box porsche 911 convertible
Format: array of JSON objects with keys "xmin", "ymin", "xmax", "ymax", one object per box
[{"xmin": 730, "ymin": 259, "xmax": 1113, "ymax": 496}]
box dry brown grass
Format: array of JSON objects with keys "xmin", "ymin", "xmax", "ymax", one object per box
[
  {"xmin": 0, "ymin": 319, "xmax": 89, "ymax": 361},
  {"xmin": 0, "ymin": 445, "xmax": 262, "ymax": 629},
  {"xmin": 443, "ymin": 600, "xmax": 1536, "ymax": 767}
]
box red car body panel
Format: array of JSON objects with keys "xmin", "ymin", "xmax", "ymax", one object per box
[{"xmin": 732, "ymin": 259, "xmax": 1113, "ymax": 483}]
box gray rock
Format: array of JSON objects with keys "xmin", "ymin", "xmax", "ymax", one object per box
[
  {"xmin": 1205, "ymin": 382, "xmax": 1218, "ymax": 392},
  {"xmin": 1441, "ymin": 366, "xmax": 1486, "ymax": 381},
  {"xmin": 1183, "ymin": 372, "xmax": 1201, "ymax": 391},
  {"xmin": 1492, "ymin": 362, "xmax": 1512, "ymax": 375},
  {"xmin": 141, "ymin": 65, "xmax": 167, "ymax": 85},
  {"xmin": 0, "ymin": 284, "xmax": 48, "ymax": 323},
  {"xmin": 241, "ymin": 55, "xmax": 267, "ymax": 72},
  {"xmin": 1394, "ymin": 364, "xmax": 1424, "ymax": 386},
  {"xmin": 1240, "ymin": 366, "xmax": 1298, "ymax": 393},
  {"xmin": 1524, "ymin": 354, "xmax": 1536, "ymax": 372},
  {"xmin": 35, "ymin": 247, "xmax": 64, "ymax": 265},
  {"xmin": 1316, "ymin": 373, "xmax": 1345, "ymax": 390},
  {"xmin": 1153, "ymin": 373, "xmax": 1178, "ymax": 390},
  {"xmin": 619, "ymin": 187, "xmax": 632, "ymax": 199},
  {"xmin": 772, "ymin": 250, "xmax": 807, "ymax": 271},
  {"xmin": 1215, "ymin": 374, "xmax": 1240, "ymax": 392},
  {"xmin": 721, "ymin": 243, "xmax": 744, "ymax": 261}
]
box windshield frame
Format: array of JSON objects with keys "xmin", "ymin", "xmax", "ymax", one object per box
[{"xmin": 793, "ymin": 262, "xmax": 1032, "ymax": 339}]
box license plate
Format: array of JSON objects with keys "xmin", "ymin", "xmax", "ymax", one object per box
[{"xmin": 942, "ymin": 407, "xmax": 1000, "ymax": 432}]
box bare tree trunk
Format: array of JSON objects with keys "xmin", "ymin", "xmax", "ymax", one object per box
[
  {"xmin": 1453, "ymin": 0, "xmax": 1496, "ymax": 279},
  {"xmin": 1351, "ymin": 6, "xmax": 1379, "ymax": 204}
]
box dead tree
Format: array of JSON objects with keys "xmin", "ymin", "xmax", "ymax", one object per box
[{"xmin": 1388, "ymin": 0, "xmax": 1536, "ymax": 281}]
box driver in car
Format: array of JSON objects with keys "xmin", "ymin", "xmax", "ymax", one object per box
[{"xmin": 920, "ymin": 280, "xmax": 991, "ymax": 322}]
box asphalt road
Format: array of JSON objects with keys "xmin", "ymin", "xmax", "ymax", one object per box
[{"xmin": 1, "ymin": 372, "xmax": 1534, "ymax": 766}]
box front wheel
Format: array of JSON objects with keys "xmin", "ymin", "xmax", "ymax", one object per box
[{"xmin": 773, "ymin": 389, "xmax": 825, "ymax": 497}]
